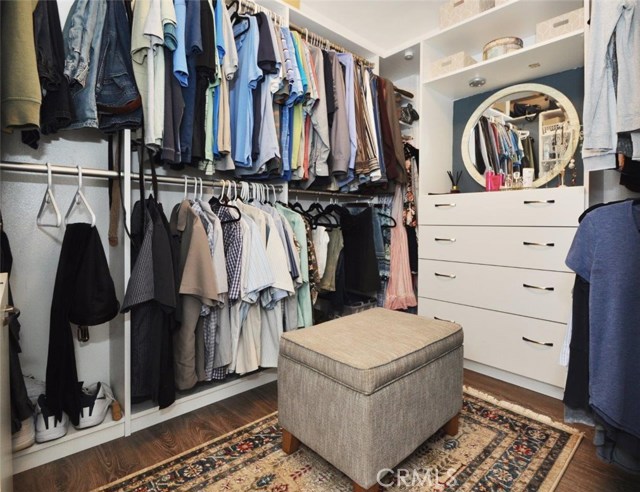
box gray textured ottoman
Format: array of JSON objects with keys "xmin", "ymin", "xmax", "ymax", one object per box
[{"xmin": 278, "ymin": 308, "xmax": 463, "ymax": 492}]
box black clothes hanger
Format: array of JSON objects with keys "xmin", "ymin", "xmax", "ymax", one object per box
[
  {"xmin": 379, "ymin": 212, "xmax": 396, "ymax": 228},
  {"xmin": 289, "ymin": 201, "xmax": 313, "ymax": 220},
  {"xmin": 231, "ymin": 1, "xmax": 251, "ymax": 38},
  {"xmin": 306, "ymin": 202, "xmax": 324, "ymax": 214},
  {"xmin": 312, "ymin": 204, "xmax": 342, "ymax": 229},
  {"xmin": 209, "ymin": 185, "xmax": 242, "ymax": 224}
]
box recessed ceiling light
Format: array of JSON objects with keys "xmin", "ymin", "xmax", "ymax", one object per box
[
  {"xmin": 529, "ymin": 63, "xmax": 541, "ymax": 69},
  {"xmin": 469, "ymin": 76, "xmax": 486, "ymax": 88}
]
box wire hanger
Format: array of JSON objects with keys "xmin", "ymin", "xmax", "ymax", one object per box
[
  {"xmin": 37, "ymin": 162, "xmax": 62, "ymax": 228},
  {"xmin": 65, "ymin": 166, "xmax": 96, "ymax": 227}
]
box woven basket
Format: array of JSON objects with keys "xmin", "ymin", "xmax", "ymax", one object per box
[{"xmin": 482, "ymin": 37, "xmax": 523, "ymax": 60}]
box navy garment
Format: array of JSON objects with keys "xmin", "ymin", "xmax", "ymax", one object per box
[
  {"xmin": 179, "ymin": 0, "xmax": 203, "ymax": 167},
  {"xmin": 566, "ymin": 200, "xmax": 640, "ymax": 439},
  {"xmin": 45, "ymin": 224, "xmax": 119, "ymax": 425},
  {"xmin": 95, "ymin": 0, "xmax": 142, "ymax": 132}
]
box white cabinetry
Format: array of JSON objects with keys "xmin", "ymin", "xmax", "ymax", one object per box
[
  {"xmin": 413, "ymin": 0, "xmax": 588, "ymax": 398},
  {"xmin": 418, "ymin": 187, "xmax": 584, "ymax": 398},
  {"xmin": 419, "ymin": 0, "xmax": 587, "ymax": 195}
]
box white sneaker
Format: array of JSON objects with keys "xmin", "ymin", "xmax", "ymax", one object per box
[
  {"xmin": 35, "ymin": 395, "xmax": 69, "ymax": 443},
  {"xmin": 75, "ymin": 382, "xmax": 114, "ymax": 430},
  {"xmin": 12, "ymin": 416, "xmax": 35, "ymax": 451}
]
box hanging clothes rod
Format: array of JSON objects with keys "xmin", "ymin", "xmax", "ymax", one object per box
[
  {"xmin": 0, "ymin": 162, "xmax": 284, "ymax": 191},
  {"xmin": 289, "ymin": 188, "xmax": 388, "ymax": 200},
  {"xmin": 288, "ymin": 23, "xmax": 375, "ymax": 68},
  {"xmin": 238, "ymin": 0, "xmax": 285, "ymax": 26}
]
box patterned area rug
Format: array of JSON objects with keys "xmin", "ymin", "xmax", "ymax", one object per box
[{"xmin": 96, "ymin": 387, "xmax": 582, "ymax": 492}]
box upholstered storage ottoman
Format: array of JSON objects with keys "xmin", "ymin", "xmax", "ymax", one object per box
[{"xmin": 278, "ymin": 308, "xmax": 464, "ymax": 492}]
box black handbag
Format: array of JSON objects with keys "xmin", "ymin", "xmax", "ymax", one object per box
[{"xmin": 511, "ymin": 102, "xmax": 542, "ymax": 121}]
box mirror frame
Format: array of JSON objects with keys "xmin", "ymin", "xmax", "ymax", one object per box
[{"xmin": 461, "ymin": 83, "xmax": 581, "ymax": 188}]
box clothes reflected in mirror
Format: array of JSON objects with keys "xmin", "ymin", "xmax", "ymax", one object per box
[{"xmin": 461, "ymin": 84, "xmax": 580, "ymax": 190}]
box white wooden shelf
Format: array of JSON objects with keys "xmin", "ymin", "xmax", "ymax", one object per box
[
  {"xmin": 424, "ymin": 0, "xmax": 583, "ymax": 55},
  {"xmin": 424, "ymin": 30, "xmax": 584, "ymax": 100},
  {"xmin": 12, "ymin": 414, "xmax": 124, "ymax": 474},
  {"xmin": 399, "ymin": 120, "xmax": 413, "ymax": 128},
  {"xmin": 130, "ymin": 370, "xmax": 277, "ymax": 433}
]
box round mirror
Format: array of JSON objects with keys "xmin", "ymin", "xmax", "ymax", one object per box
[{"xmin": 461, "ymin": 83, "xmax": 580, "ymax": 189}]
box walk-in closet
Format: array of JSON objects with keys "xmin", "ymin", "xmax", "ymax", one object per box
[{"xmin": 1, "ymin": 1, "xmax": 639, "ymax": 491}]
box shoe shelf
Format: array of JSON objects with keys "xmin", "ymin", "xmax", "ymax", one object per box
[
  {"xmin": 399, "ymin": 120, "xmax": 413, "ymax": 128},
  {"xmin": 12, "ymin": 414, "xmax": 124, "ymax": 474},
  {"xmin": 129, "ymin": 369, "xmax": 277, "ymax": 433}
]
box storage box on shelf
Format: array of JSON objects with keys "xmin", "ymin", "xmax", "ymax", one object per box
[
  {"xmin": 439, "ymin": 0, "xmax": 495, "ymax": 29},
  {"xmin": 422, "ymin": 0, "xmax": 585, "ymax": 99},
  {"xmin": 430, "ymin": 51, "xmax": 476, "ymax": 78},
  {"xmin": 536, "ymin": 7, "xmax": 584, "ymax": 43},
  {"xmin": 417, "ymin": 187, "xmax": 585, "ymax": 398}
]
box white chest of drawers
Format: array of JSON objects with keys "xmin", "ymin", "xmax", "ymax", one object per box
[{"xmin": 418, "ymin": 187, "xmax": 585, "ymax": 398}]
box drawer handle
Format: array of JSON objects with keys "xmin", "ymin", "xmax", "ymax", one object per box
[
  {"xmin": 523, "ymin": 199, "xmax": 555, "ymax": 205},
  {"xmin": 522, "ymin": 336, "xmax": 554, "ymax": 347},
  {"xmin": 523, "ymin": 241, "xmax": 555, "ymax": 247},
  {"xmin": 434, "ymin": 203, "xmax": 456, "ymax": 208},
  {"xmin": 435, "ymin": 272, "xmax": 457, "ymax": 279},
  {"xmin": 434, "ymin": 316, "xmax": 456, "ymax": 323},
  {"xmin": 434, "ymin": 237, "xmax": 456, "ymax": 242},
  {"xmin": 523, "ymin": 283, "xmax": 555, "ymax": 291}
]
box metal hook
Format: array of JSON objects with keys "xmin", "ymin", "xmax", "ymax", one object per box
[{"xmin": 183, "ymin": 176, "xmax": 188, "ymax": 200}]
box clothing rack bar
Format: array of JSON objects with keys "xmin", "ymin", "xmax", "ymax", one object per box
[
  {"xmin": 288, "ymin": 188, "xmax": 388, "ymax": 200},
  {"xmin": 0, "ymin": 162, "xmax": 284, "ymax": 191},
  {"xmin": 288, "ymin": 22, "xmax": 374, "ymax": 68}
]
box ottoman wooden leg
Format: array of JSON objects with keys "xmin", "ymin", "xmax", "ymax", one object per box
[
  {"xmin": 443, "ymin": 413, "xmax": 460, "ymax": 436},
  {"xmin": 281, "ymin": 429, "xmax": 300, "ymax": 454},
  {"xmin": 353, "ymin": 482, "xmax": 380, "ymax": 492}
]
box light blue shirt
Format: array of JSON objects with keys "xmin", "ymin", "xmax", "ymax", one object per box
[
  {"xmin": 230, "ymin": 17, "xmax": 262, "ymax": 167},
  {"xmin": 173, "ymin": 0, "xmax": 188, "ymax": 86}
]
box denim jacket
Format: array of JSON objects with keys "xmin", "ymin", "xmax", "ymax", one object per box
[
  {"xmin": 95, "ymin": 0, "xmax": 142, "ymax": 132},
  {"xmin": 63, "ymin": 0, "xmax": 107, "ymax": 129}
]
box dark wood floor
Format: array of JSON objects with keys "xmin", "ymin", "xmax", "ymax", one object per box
[{"xmin": 14, "ymin": 370, "xmax": 640, "ymax": 491}]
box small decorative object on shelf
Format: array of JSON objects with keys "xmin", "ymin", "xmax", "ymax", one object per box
[
  {"xmin": 568, "ymin": 159, "xmax": 577, "ymax": 186},
  {"xmin": 482, "ymin": 37, "xmax": 523, "ymax": 60},
  {"xmin": 447, "ymin": 170, "xmax": 462, "ymax": 193}
]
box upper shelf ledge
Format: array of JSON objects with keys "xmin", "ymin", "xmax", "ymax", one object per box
[{"xmin": 423, "ymin": 0, "xmax": 584, "ymax": 56}]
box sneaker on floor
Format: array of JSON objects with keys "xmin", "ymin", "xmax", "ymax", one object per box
[
  {"xmin": 35, "ymin": 395, "xmax": 69, "ymax": 443},
  {"xmin": 75, "ymin": 382, "xmax": 114, "ymax": 430},
  {"xmin": 12, "ymin": 416, "xmax": 35, "ymax": 452}
]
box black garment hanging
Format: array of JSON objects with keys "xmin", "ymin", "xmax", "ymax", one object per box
[
  {"xmin": 1, "ymin": 224, "xmax": 33, "ymax": 434},
  {"xmin": 339, "ymin": 207, "xmax": 380, "ymax": 296},
  {"xmin": 45, "ymin": 223, "xmax": 120, "ymax": 425},
  {"xmin": 122, "ymin": 149, "xmax": 177, "ymax": 408}
]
